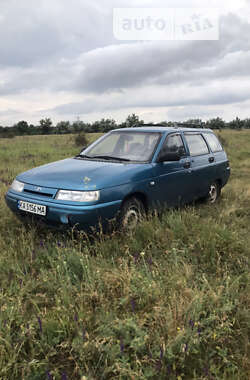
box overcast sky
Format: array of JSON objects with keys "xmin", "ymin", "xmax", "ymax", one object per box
[{"xmin": 0, "ymin": 0, "xmax": 250, "ymax": 125}]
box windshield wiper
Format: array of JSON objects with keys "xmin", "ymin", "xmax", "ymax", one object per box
[
  {"xmin": 75, "ymin": 154, "xmax": 93, "ymax": 159},
  {"xmin": 91, "ymin": 155, "xmax": 131, "ymax": 162}
]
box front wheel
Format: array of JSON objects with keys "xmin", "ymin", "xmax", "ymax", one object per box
[
  {"xmin": 206, "ymin": 182, "xmax": 221, "ymax": 204},
  {"xmin": 118, "ymin": 197, "xmax": 145, "ymax": 231}
]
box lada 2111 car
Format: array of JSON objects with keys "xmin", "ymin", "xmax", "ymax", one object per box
[{"xmin": 5, "ymin": 126, "xmax": 230, "ymax": 230}]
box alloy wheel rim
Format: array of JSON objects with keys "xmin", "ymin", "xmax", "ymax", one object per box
[
  {"xmin": 209, "ymin": 184, "xmax": 217, "ymax": 203},
  {"xmin": 123, "ymin": 208, "xmax": 139, "ymax": 229}
]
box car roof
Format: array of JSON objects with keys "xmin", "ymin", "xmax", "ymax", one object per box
[{"xmin": 113, "ymin": 126, "xmax": 213, "ymax": 133}]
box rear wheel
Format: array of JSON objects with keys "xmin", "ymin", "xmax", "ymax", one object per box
[
  {"xmin": 119, "ymin": 197, "xmax": 145, "ymax": 231},
  {"xmin": 206, "ymin": 181, "xmax": 221, "ymax": 204}
]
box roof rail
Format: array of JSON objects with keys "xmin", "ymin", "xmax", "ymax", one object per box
[
  {"xmin": 133, "ymin": 123, "xmax": 176, "ymax": 128},
  {"xmin": 131, "ymin": 122, "xmax": 205, "ymax": 128},
  {"xmin": 173, "ymin": 122, "xmax": 205, "ymax": 129},
  {"xmin": 139, "ymin": 123, "xmax": 166, "ymax": 127}
]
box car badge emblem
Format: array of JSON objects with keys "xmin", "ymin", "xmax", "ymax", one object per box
[
  {"xmin": 84, "ymin": 177, "xmax": 91, "ymax": 184},
  {"xmin": 35, "ymin": 187, "xmax": 42, "ymax": 192}
]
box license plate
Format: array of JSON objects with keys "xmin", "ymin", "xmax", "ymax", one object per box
[{"xmin": 18, "ymin": 201, "xmax": 46, "ymax": 216}]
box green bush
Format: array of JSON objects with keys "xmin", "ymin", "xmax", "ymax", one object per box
[{"xmin": 74, "ymin": 132, "xmax": 88, "ymax": 148}]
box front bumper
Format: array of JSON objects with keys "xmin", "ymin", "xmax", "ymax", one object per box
[{"xmin": 5, "ymin": 190, "xmax": 122, "ymax": 230}]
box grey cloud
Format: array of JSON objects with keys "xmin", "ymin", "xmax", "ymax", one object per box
[
  {"xmin": 0, "ymin": 0, "xmax": 115, "ymax": 68},
  {"xmin": 71, "ymin": 13, "xmax": 250, "ymax": 94},
  {"xmin": 167, "ymin": 106, "xmax": 219, "ymax": 121},
  {"xmin": 0, "ymin": 2, "xmax": 64, "ymax": 67},
  {"xmin": 49, "ymin": 82, "xmax": 250, "ymax": 116},
  {"xmin": 73, "ymin": 41, "xmax": 220, "ymax": 93},
  {"xmin": 0, "ymin": 63, "xmax": 74, "ymax": 95},
  {"xmin": 0, "ymin": 109, "xmax": 22, "ymax": 117},
  {"xmin": 1, "ymin": 5, "xmax": 250, "ymax": 97},
  {"xmin": 156, "ymin": 49, "xmax": 250, "ymax": 87}
]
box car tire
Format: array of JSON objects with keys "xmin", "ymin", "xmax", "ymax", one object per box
[
  {"xmin": 118, "ymin": 197, "xmax": 145, "ymax": 231},
  {"xmin": 206, "ymin": 181, "xmax": 221, "ymax": 204}
]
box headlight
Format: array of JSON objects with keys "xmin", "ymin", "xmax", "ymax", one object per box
[
  {"xmin": 56, "ymin": 190, "xmax": 100, "ymax": 202},
  {"xmin": 11, "ymin": 179, "xmax": 24, "ymax": 192}
]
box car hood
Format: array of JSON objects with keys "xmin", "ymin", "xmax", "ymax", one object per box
[{"xmin": 17, "ymin": 158, "xmax": 153, "ymax": 191}]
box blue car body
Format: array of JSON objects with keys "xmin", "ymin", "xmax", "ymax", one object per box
[{"xmin": 5, "ymin": 127, "xmax": 230, "ymax": 230}]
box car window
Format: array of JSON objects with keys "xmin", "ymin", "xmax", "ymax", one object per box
[
  {"xmin": 89, "ymin": 133, "xmax": 120, "ymax": 155},
  {"xmin": 160, "ymin": 134, "xmax": 186, "ymax": 156},
  {"xmin": 84, "ymin": 131, "xmax": 161, "ymax": 162},
  {"xmin": 185, "ymin": 134, "xmax": 209, "ymax": 156},
  {"xmin": 203, "ymin": 133, "xmax": 223, "ymax": 152}
]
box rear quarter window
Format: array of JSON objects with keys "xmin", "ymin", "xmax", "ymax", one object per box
[
  {"xmin": 203, "ymin": 133, "xmax": 223, "ymax": 152},
  {"xmin": 185, "ymin": 134, "xmax": 209, "ymax": 156}
]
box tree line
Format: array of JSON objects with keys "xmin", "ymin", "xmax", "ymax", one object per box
[{"xmin": 1, "ymin": 114, "xmax": 250, "ymax": 138}]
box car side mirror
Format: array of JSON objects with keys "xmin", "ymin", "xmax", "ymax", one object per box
[{"xmin": 158, "ymin": 151, "xmax": 181, "ymax": 163}]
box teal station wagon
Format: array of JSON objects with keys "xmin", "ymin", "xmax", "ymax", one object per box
[{"xmin": 5, "ymin": 126, "xmax": 230, "ymax": 230}]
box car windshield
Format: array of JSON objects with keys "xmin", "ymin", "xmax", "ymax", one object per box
[{"xmin": 80, "ymin": 131, "xmax": 161, "ymax": 162}]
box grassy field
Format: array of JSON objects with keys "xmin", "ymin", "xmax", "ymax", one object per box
[{"xmin": 0, "ymin": 130, "xmax": 249, "ymax": 380}]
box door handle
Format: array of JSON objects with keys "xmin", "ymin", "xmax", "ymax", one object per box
[
  {"xmin": 209, "ymin": 157, "xmax": 215, "ymax": 163},
  {"xmin": 183, "ymin": 162, "xmax": 191, "ymax": 169}
]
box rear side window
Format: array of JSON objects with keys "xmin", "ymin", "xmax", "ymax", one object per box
[
  {"xmin": 203, "ymin": 133, "xmax": 223, "ymax": 152},
  {"xmin": 185, "ymin": 134, "xmax": 209, "ymax": 156}
]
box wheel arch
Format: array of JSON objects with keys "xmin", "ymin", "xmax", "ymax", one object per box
[
  {"xmin": 121, "ymin": 192, "xmax": 148, "ymax": 213},
  {"xmin": 216, "ymin": 178, "xmax": 222, "ymax": 188}
]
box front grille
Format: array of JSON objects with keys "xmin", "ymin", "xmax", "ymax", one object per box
[{"xmin": 24, "ymin": 189, "xmax": 53, "ymax": 198}]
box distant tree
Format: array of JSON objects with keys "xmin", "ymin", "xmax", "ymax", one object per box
[
  {"xmin": 15, "ymin": 120, "xmax": 30, "ymax": 135},
  {"xmin": 206, "ymin": 117, "xmax": 226, "ymax": 130},
  {"xmin": 91, "ymin": 120, "xmax": 102, "ymax": 133},
  {"xmin": 72, "ymin": 120, "xmax": 87, "ymax": 133},
  {"xmin": 39, "ymin": 118, "xmax": 53, "ymax": 135},
  {"xmin": 56, "ymin": 121, "xmax": 71, "ymax": 134},
  {"xmin": 158, "ymin": 121, "xmax": 170, "ymax": 126},
  {"xmin": 100, "ymin": 118, "xmax": 117, "ymax": 132},
  {"xmin": 28, "ymin": 124, "xmax": 36, "ymax": 135},
  {"xmin": 243, "ymin": 118, "xmax": 250, "ymax": 129},
  {"xmin": 0, "ymin": 127, "xmax": 15, "ymax": 138},
  {"xmin": 2, "ymin": 115, "xmax": 250, "ymax": 137},
  {"xmin": 82, "ymin": 123, "xmax": 92, "ymax": 133},
  {"xmin": 185, "ymin": 119, "xmax": 203, "ymax": 127},
  {"xmin": 228, "ymin": 117, "xmax": 244, "ymax": 130},
  {"xmin": 124, "ymin": 114, "xmax": 144, "ymax": 128},
  {"xmin": 90, "ymin": 119, "xmax": 117, "ymax": 133}
]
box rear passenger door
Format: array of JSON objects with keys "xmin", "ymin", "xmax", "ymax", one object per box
[
  {"xmin": 202, "ymin": 132, "xmax": 228, "ymax": 185},
  {"xmin": 184, "ymin": 133, "xmax": 215, "ymax": 198}
]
